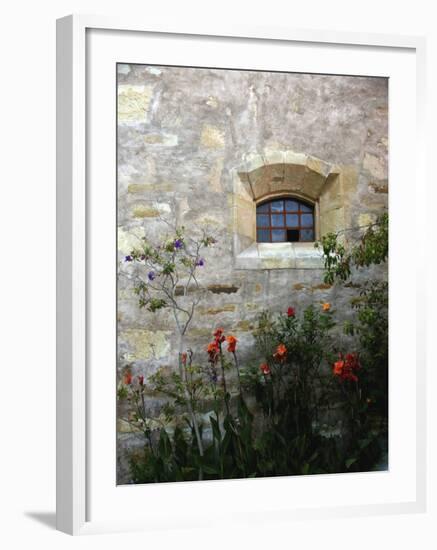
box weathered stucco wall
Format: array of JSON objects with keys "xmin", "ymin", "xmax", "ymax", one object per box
[{"xmin": 116, "ymin": 64, "xmax": 388, "ymax": 482}]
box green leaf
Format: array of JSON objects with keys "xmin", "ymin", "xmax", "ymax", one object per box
[
  {"xmin": 210, "ymin": 416, "xmax": 221, "ymax": 441},
  {"xmin": 202, "ymin": 465, "xmax": 219, "ymax": 475}
]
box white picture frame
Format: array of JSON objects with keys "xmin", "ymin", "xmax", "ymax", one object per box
[{"xmin": 56, "ymin": 14, "xmax": 427, "ymax": 535}]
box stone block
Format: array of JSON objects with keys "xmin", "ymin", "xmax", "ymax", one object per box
[
  {"xmin": 143, "ymin": 133, "xmax": 178, "ymax": 146},
  {"xmin": 119, "ymin": 329, "xmax": 171, "ymax": 360},
  {"xmin": 127, "ymin": 183, "xmax": 175, "ymax": 194},
  {"xmin": 340, "ymin": 166, "xmax": 359, "ymax": 195},
  {"xmin": 243, "ymin": 152, "xmax": 265, "ymax": 173},
  {"xmin": 319, "ymin": 173, "xmax": 342, "ymax": 211},
  {"xmin": 198, "ymin": 305, "xmax": 237, "ymax": 315},
  {"xmin": 306, "ymin": 155, "xmax": 332, "ymax": 178},
  {"xmin": 363, "ymin": 152, "xmax": 387, "ymax": 180},
  {"xmin": 320, "ymin": 206, "xmax": 346, "ymax": 236},
  {"xmin": 283, "ymin": 163, "xmax": 307, "ymax": 188},
  {"xmin": 262, "ymin": 149, "xmax": 285, "ymax": 166},
  {"xmin": 302, "ymin": 168, "xmax": 326, "ymax": 199},
  {"xmin": 283, "ymin": 150, "xmax": 307, "ymax": 166},
  {"xmin": 200, "ymin": 125, "xmax": 225, "ymax": 149},
  {"xmin": 117, "ymin": 84, "xmax": 154, "ymax": 123},
  {"xmin": 234, "ymin": 197, "xmax": 256, "ymax": 238},
  {"xmin": 294, "ymin": 244, "xmax": 324, "ymax": 269},
  {"xmin": 131, "ymin": 204, "xmax": 160, "ymax": 218}
]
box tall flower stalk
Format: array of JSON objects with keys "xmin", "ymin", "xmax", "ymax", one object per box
[{"xmin": 123, "ymin": 222, "xmax": 217, "ymax": 478}]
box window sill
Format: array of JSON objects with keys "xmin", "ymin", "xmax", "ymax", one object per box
[{"xmin": 234, "ymin": 242, "xmax": 324, "ymax": 270}]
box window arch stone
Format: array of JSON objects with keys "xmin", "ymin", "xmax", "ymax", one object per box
[{"xmin": 231, "ymin": 150, "xmax": 357, "ymax": 270}]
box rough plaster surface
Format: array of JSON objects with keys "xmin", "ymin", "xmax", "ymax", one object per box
[{"xmin": 116, "ymin": 64, "xmax": 388, "ymax": 482}]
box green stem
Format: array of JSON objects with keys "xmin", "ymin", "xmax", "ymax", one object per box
[{"xmin": 232, "ymin": 351, "xmax": 242, "ymax": 396}]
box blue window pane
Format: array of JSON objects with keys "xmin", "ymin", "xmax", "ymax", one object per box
[
  {"xmin": 272, "ymin": 229, "xmax": 286, "ymax": 242},
  {"xmin": 257, "ymin": 203, "xmax": 269, "ymax": 213},
  {"xmin": 271, "ymin": 214, "xmax": 284, "ymax": 227},
  {"xmin": 301, "ymin": 213, "xmax": 314, "ymax": 227},
  {"xmin": 285, "ymin": 200, "xmax": 299, "ymax": 211},
  {"xmin": 300, "ymin": 203, "xmax": 313, "ymax": 212},
  {"xmin": 256, "ymin": 214, "xmax": 269, "ymax": 227},
  {"xmin": 270, "ymin": 200, "xmax": 284, "ymax": 212},
  {"xmin": 257, "ymin": 229, "xmax": 270, "ymax": 242},
  {"xmin": 286, "ymin": 214, "xmax": 299, "ymax": 227},
  {"xmin": 300, "ymin": 229, "xmax": 314, "ymax": 241}
]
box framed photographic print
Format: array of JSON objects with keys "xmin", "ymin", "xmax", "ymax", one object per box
[{"xmin": 56, "ymin": 15, "xmax": 427, "ymax": 535}]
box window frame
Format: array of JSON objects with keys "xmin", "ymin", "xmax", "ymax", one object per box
[{"xmin": 256, "ymin": 196, "xmax": 316, "ymax": 243}]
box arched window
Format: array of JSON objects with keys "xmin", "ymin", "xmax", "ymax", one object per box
[{"xmin": 256, "ymin": 197, "xmax": 315, "ymax": 243}]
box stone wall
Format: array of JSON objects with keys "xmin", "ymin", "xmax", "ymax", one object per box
[{"xmin": 116, "ymin": 64, "xmax": 388, "ymax": 482}]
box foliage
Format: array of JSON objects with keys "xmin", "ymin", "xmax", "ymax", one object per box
[
  {"xmin": 315, "ymin": 212, "xmax": 388, "ymax": 284},
  {"xmin": 118, "ymin": 216, "xmax": 388, "ymax": 483},
  {"xmin": 344, "ymin": 281, "xmax": 388, "ymax": 418},
  {"xmin": 119, "ymin": 304, "xmax": 386, "ymax": 482},
  {"xmin": 125, "ymin": 226, "xmax": 216, "ymax": 329},
  {"xmin": 314, "ymin": 212, "xmax": 389, "ymax": 469}
]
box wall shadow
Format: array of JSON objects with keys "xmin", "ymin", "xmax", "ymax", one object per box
[{"xmin": 24, "ymin": 511, "xmax": 56, "ymax": 530}]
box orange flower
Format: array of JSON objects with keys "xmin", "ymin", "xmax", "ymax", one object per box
[
  {"xmin": 322, "ymin": 302, "xmax": 331, "ymax": 312},
  {"xmin": 273, "ymin": 343, "xmax": 287, "ymax": 362},
  {"xmin": 207, "ymin": 341, "xmax": 219, "ymax": 363},
  {"xmin": 123, "ymin": 372, "xmax": 132, "ymax": 385},
  {"xmin": 332, "ymin": 353, "xmax": 360, "ymax": 382},
  {"xmin": 260, "ymin": 363, "xmax": 271, "ymax": 375},
  {"xmin": 207, "ymin": 341, "xmax": 219, "ymax": 354},
  {"xmin": 333, "ymin": 360, "xmax": 344, "ymax": 376},
  {"xmin": 226, "ymin": 335, "xmax": 238, "ymax": 353}
]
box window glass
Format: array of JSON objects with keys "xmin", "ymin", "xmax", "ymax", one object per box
[
  {"xmin": 256, "ymin": 214, "xmax": 270, "ymax": 227},
  {"xmin": 301, "ymin": 213, "xmax": 314, "ymax": 227},
  {"xmin": 286, "ymin": 214, "xmax": 299, "ymax": 227},
  {"xmin": 285, "ymin": 200, "xmax": 299, "ymax": 211},
  {"xmin": 300, "ymin": 229, "xmax": 314, "ymax": 241},
  {"xmin": 272, "ymin": 229, "xmax": 285, "ymax": 241},
  {"xmin": 257, "ymin": 229, "xmax": 270, "ymax": 242},
  {"xmin": 257, "ymin": 203, "xmax": 269, "ymax": 213},
  {"xmin": 271, "ymin": 214, "xmax": 284, "ymax": 227}
]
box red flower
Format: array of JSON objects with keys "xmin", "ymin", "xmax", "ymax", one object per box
[
  {"xmin": 332, "ymin": 353, "xmax": 360, "ymax": 382},
  {"xmin": 260, "ymin": 363, "xmax": 271, "ymax": 375},
  {"xmin": 226, "ymin": 335, "xmax": 238, "ymax": 353},
  {"xmin": 273, "ymin": 343, "xmax": 287, "ymax": 362},
  {"xmin": 181, "ymin": 352, "xmax": 187, "ymax": 366},
  {"xmin": 138, "ymin": 375, "xmax": 144, "ymax": 386},
  {"xmin": 123, "ymin": 372, "xmax": 132, "ymax": 385},
  {"xmin": 213, "ymin": 328, "xmax": 225, "ymax": 343},
  {"xmin": 287, "ymin": 307, "xmax": 296, "ymax": 317}
]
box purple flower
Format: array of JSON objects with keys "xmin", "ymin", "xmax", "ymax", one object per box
[
  {"xmin": 174, "ymin": 239, "xmax": 184, "ymax": 249},
  {"xmin": 209, "ymin": 367, "xmax": 218, "ymax": 384},
  {"xmin": 125, "ymin": 255, "xmax": 133, "ymax": 262},
  {"xmin": 148, "ymin": 271, "xmax": 155, "ymax": 281},
  {"xmin": 195, "ymin": 258, "xmax": 205, "ymax": 267},
  {"xmin": 140, "ymin": 254, "xmax": 146, "ymax": 261}
]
